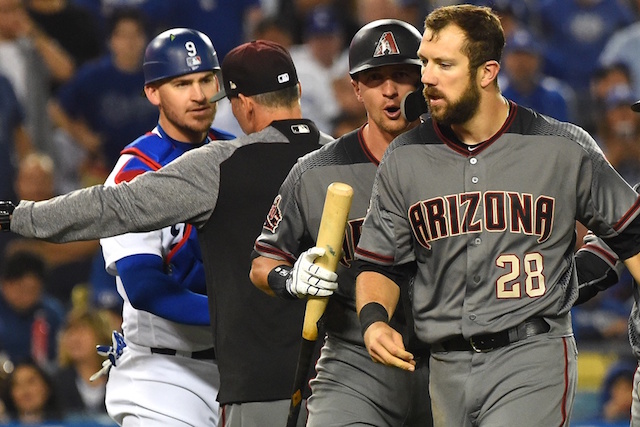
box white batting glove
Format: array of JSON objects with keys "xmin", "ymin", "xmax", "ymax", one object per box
[
  {"xmin": 90, "ymin": 330, "xmax": 126, "ymax": 381},
  {"xmin": 286, "ymin": 247, "xmax": 338, "ymax": 298}
]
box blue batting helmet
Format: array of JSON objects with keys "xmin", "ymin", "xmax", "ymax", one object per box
[{"xmin": 143, "ymin": 28, "xmax": 221, "ymax": 85}]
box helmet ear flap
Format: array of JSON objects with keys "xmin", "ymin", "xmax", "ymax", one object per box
[
  {"xmin": 143, "ymin": 28, "xmax": 220, "ymax": 85},
  {"xmin": 348, "ymin": 19, "xmax": 423, "ymax": 77}
]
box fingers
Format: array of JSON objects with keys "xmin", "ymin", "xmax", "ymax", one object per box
[
  {"xmin": 287, "ymin": 247, "xmax": 339, "ymax": 298},
  {"xmin": 307, "ymin": 263, "xmax": 338, "ymax": 282},
  {"xmin": 364, "ymin": 323, "xmax": 415, "ymax": 372}
]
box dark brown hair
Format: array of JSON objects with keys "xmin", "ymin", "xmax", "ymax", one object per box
[{"xmin": 424, "ymin": 5, "xmax": 505, "ymax": 71}]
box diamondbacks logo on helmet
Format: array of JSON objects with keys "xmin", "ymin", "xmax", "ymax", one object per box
[{"xmin": 374, "ymin": 32, "xmax": 400, "ymax": 57}]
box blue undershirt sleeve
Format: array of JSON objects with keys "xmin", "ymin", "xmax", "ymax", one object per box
[{"xmin": 115, "ymin": 254, "xmax": 210, "ymax": 326}]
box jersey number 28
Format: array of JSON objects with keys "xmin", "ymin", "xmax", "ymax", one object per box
[{"xmin": 495, "ymin": 253, "xmax": 546, "ymax": 298}]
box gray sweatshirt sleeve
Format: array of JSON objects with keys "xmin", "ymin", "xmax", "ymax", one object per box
[{"xmin": 11, "ymin": 139, "xmax": 240, "ymax": 243}]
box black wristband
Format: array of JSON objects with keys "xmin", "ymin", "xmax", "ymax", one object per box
[
  {"xmin": 359, "ymin": 302, "xmax": 389, "ymax": 336},
  {"xmin": 0, "ymin": 201, "xmax": 15, "ymax": 232},
  {"xmin": 267, "ymin": 264, "xmax": 297, "ymax": 300}
]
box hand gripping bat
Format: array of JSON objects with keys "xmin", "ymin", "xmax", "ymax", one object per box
[{"xmin": 285, "ymin": 182, "xmax": 354, "ymax": 427}]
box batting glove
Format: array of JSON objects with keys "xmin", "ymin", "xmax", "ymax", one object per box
[
  {"xmin": 90, "ymin": 330, "xmax": 126, "ymax": 381},
  {"xmin": 286, "ymin": 247, "xmax": 338, "ymax": 298}
]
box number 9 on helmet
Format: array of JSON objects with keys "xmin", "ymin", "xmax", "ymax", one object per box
[{"xmin": 142, "ymin": 28, "xmax": 223, "ymax": 96}]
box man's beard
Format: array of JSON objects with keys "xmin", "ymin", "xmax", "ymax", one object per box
[{"xmin": 424, "ymin": 74, "xmax": 480, "ymax": 126}]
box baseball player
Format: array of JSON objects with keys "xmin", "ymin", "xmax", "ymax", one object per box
[
  {"xmin": 353, "ymin": 5, "xmax": 640, "ymax": 427},
  {"xmin": 0, "ymin": 40, "xmax": 330, "ymax": 427},
  {"xmin": 92, "ymin": 28, "xmax": 233, "ymax": 426},
  {"xmin": 250, "ymin": 19, "xmax": 432, "ymax": 426}
]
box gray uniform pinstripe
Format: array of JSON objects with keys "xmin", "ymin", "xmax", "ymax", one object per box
[{"xmin": 356, "ymin": 103, "xmax": 640, "ymax": 426}]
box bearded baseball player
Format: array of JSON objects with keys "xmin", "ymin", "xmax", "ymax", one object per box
[
  {"xmin": 354, "ymin": 5, "xmax": 640, "ymax": 427},
  {"xmin": 93, "ymin": 28, "xmax": 233, "ymax": 426},
  {"xmin": 250, "ymin": 20, "xmax": 432, "ymax": 426}
]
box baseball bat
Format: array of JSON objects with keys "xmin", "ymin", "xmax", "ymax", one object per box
[{"xmin": 285, "ymin": 182, "xmax": 354, "ymax": 427}]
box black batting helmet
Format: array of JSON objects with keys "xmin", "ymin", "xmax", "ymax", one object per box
[
  {"xmin": 349, "ymin": 19, "xmax": 422, "ymax": 78},
  {"xmin": 143, "ymin": 28, "xmax": 220, "ymax": 85}
]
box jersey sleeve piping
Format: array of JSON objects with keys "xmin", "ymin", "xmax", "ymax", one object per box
[
  {"xmin": 355, "ymin": 246, "xmax": 394, "ymax": 265},
  {"xmin": 254, "ymin": 241, "xmax": 296, "ymax": 264},
  {"xmin": 613, "ymin": 196, "xmax": 640, "ymax": 232}
]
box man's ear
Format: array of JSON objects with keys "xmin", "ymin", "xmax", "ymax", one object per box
[
  {"xmin": 479, "ymin": 60, "xmax": 500, "ymax": 89},
  {"xmin": 351, "ymin": 78, "xmax": 364, "ymax": 103},
  {"xmin": 144, "ymin": 85, "xmax": 161, "ymax": 106}
]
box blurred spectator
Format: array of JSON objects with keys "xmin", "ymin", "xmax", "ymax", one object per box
[
  {"xmin": 589, "ymin": 62, "xmax": 633, "ymax": 135},
  {"xmin": 599, "ymin": 19, "xmax": 640, "ymax": 99},
  {"xmin": 6, "ymin": 152, "xmax": 101, "ymax": 308},
  {"xmin": 253, "ymin": 15, "xmax": 294, "ymax": 49},
  {"xmin": 330, "ymin": 73, "xmax": 366, "ymax": 137},
  {"xmin": 53, "ymin": 308, "xmax": 111, "ymax": 422},
  {"xmin": 354, "ymin": 0, "xmax": 406, "ymax": 25},
  {"xmin": 70, "ymin": 0, "xmax": 174, "ymax": 37},
  {"xmin": 599, "ymin": 360, "xmax": 635, "ymax": 422},
  {"xmin": 537, "ymin": 0, "xmax": 633, "ymax": 129},
  {"xmin": 474, "ymin": 0, "xmax": 535, "ymax": 39},
  {"xmin": 596, "ymin": 84, "xmax": 640, "ymax": 185},
  {"xmin": 278, "ymin": 0, "xmax": 359, "ymax": 46},
  {"xmin": 500, "ymin": 28, "xmax": 575, "ymax": 122},
  {"xmin": 88, "ymin": 255, "xmax": 123, "ymax": 333},
  {"xmin": 331, "ymin": 112, "xmax": 367, "ymax": 138},
  {"xmin": 0, "ymin": 0, "xmax": 70, "ymax": 153},
  {"xmin": 168, "ymin": 0, "xmax": 263, "ymax": 62},
  {"xmin": 572, "ymin": 266, "xmax": 633, "ymax": 352},
  {"xmin": 1, "ymin": 360, "xmax": 63, "ymax": 424},
  {"xmin": 290, "ymin": 5, "xmax": 346, "ymax": 133},
  {"xmin": 0, "ymin": 251, "xmax": 65, "ymax": 369},
  {"xmin": 214, "ymin": 16, "xmax": 296, "ymax": 136},
  {"xmin": 0, "ymin": 74, "xmax": 33, "ymax": 202},
  {"xmin": 48, "ymin": 7, "xmax": 157, "ymax": 185},
  {"xmin": 25, "ymin": 0, "xmax": 104, "ymax": 93}
]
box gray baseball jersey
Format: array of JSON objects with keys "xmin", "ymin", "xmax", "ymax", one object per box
[
  {"xmin": 254, "ymin": 127, "xmax": 432, "ymax": 426},
  {"xmin": 356, "ymin": 102, "xmax": 640, "ymax": 426},
  {"xmin": 356, "ymin": 102, "xmax": 640, "ymax": 344}
]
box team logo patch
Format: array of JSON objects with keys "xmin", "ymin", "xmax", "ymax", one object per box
[
  {"xmin": 264, "ymin": 195, "xmax": 283, "ymax": 232},
  {"xmin": 186, "ymin": 55, "xmax": 202, "ymax": 69},
  {"xmin": 373, "ymin": 31, "xmax": 400, "ymax": 57}
]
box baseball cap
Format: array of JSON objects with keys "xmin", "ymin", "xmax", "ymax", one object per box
[
  {"xmin": 305, "ymin": 5, "xmax": 341, "ymax": 36},
  {"xmin": 505, "ymin": 28, "xmax": 540, "ymax": 55},
  {"xmin": 605, "ymin": 84, "xmax": 635, "ymax": 111},
  {"xmin": 632, "ymin": 99, "xmax": 640, "ymax": 112},
  {"xmin": 210, "ymin": 40, "xmax": 298, "ymax": 102}
]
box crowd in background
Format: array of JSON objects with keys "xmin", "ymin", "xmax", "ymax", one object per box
[{"xmin": 0, "ymin": 0, "xmax": 640, "ymax": 425}]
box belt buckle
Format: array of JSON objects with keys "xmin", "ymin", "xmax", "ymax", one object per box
[{"xmin": 469, "ymin": 336, "xmax": 492, "ymax": 353}]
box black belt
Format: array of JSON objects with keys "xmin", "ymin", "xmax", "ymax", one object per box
[
  {"xmin": 432, "ymin": 318, "xmax": 550, "ymax": 353},
  {"xmin": 150, "ymin": 347, "xmax": 216, "ymax": 360}
]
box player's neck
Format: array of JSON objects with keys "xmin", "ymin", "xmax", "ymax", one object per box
[
  {"xmin": 450, "ymin": 94, "xmax": 510, "ymax": 146},
  {"xmin": 362, "ymin": 120, "xmax": 417, "ymax": 162}
]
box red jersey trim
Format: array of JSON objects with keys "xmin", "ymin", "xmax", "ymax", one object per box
[
  {"xmin": 434, "ymin": 100, "xmax": 518, "ymax": 157},
  {"xmin": 357, "ymin": 124, "xmax": 379, "ymax": 166},
  {"xmin": 354, "ymin": 247, "xmax": 394, "ymax": 265}
]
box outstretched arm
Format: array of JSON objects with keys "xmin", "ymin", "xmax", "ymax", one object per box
[{"xmin": 7, "ymin": 141, "xmax": 231, "ymax": 242}]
